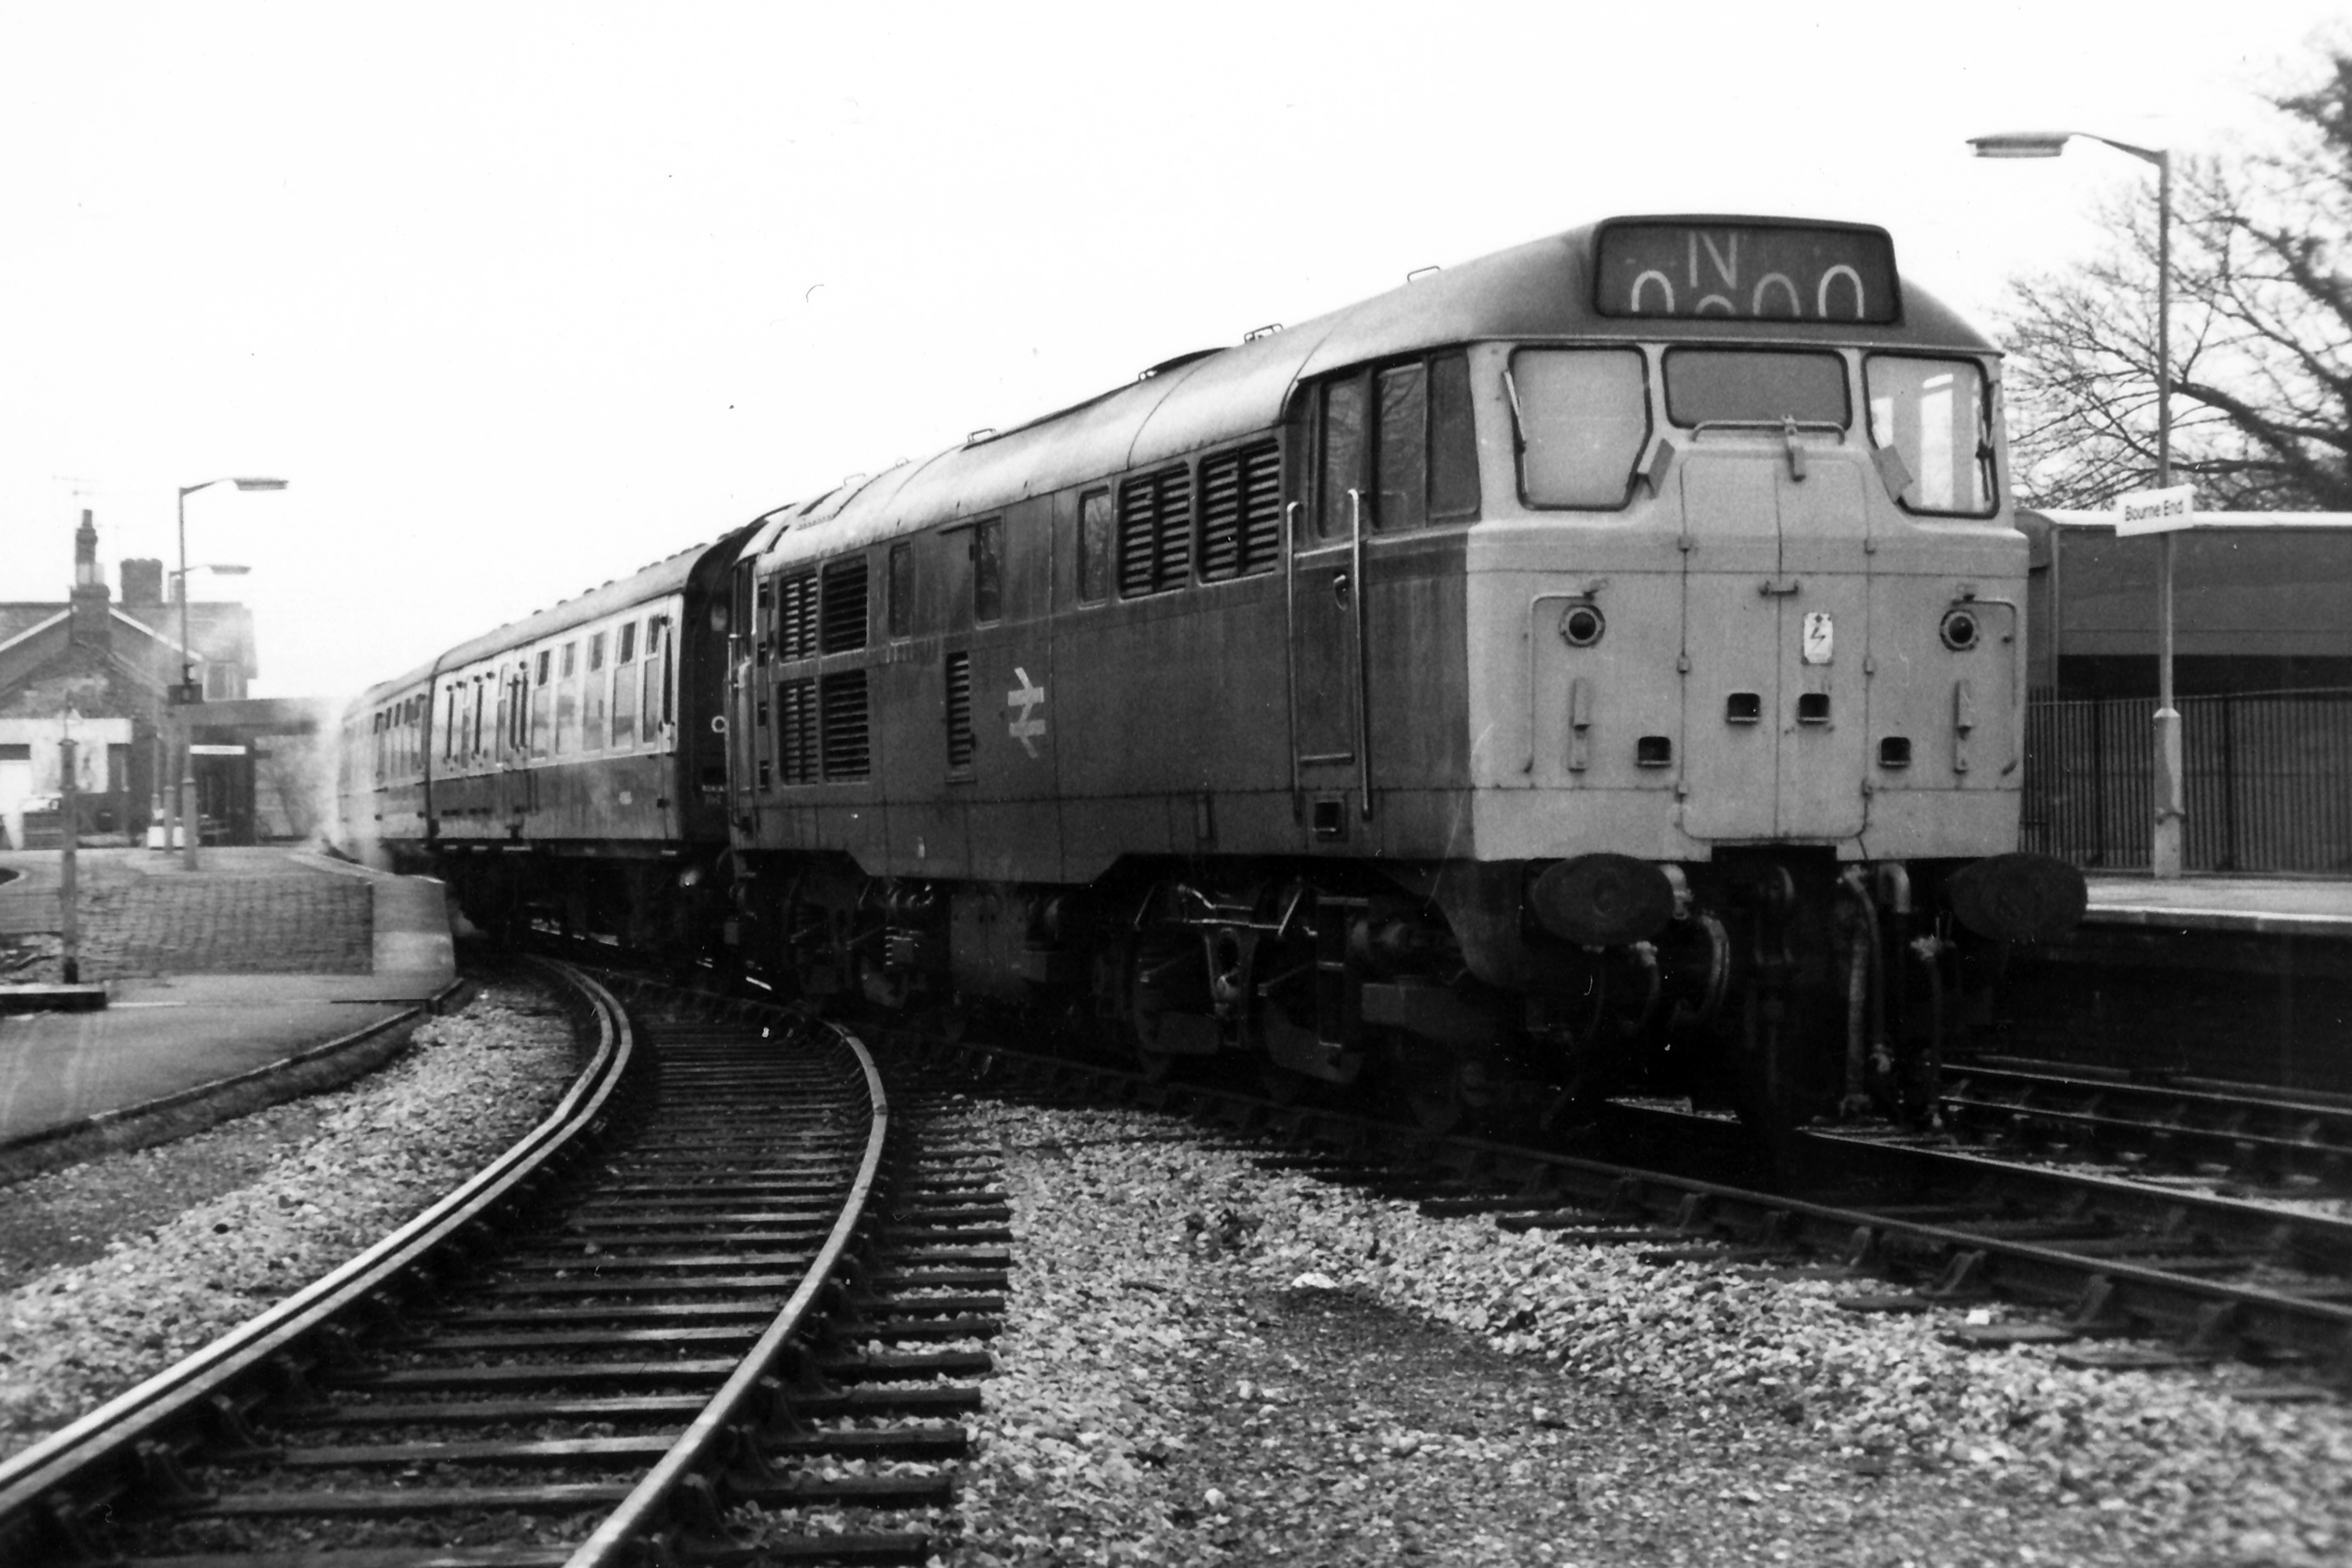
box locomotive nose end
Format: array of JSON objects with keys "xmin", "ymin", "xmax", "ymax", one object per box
[
  {"xmin": 1947, "ymin": 852, "xmax": 2089, "ymax": 943},
  {"xmin": 1529, "ymin": 853, "xmax": 1679, "ymax": 947}
]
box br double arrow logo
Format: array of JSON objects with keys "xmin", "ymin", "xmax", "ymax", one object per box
[{"xmin": 1006, "ymin": 666, "xmax": 1047, "ymax": 757}]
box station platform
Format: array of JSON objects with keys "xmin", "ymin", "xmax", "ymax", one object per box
[
  {"xmin": 2081, "ymin": 873, "xmax": 2352, "ymax": 941},
  {"xmin": 0, "ymin": 846, "xmax": 457, "ymax": 1175}
]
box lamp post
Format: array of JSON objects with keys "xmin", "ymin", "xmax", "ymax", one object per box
[
  {"xmin": 174, "ymin": 477, "xmax": 285, "ymax": 869},
  {"xmin": 1969, "ymin": 130, "xmax": 2181, "ymax": 877}
]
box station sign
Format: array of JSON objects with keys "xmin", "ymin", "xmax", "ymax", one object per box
[
  {"xmin": 2114, "ymin": 485, "xmax": 2196, "ymax": 536},
  {"xmin": 188, "ymin": 744, "xmax": 249, "ymax": 756}
]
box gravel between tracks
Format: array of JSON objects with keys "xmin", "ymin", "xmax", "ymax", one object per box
[
  {"xmin": 949, "ymin": 1098, "xmax": 2352, "ymax": 1568},
  {"xmin": 8, "ymin": 1020, "xmax": 2350, "ymax": 1565},
  {"xmin": 0, "ymin": 980, "xmax": 577, "ymax": 1462}
]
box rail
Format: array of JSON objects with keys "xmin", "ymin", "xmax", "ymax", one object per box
[
  {"xmin": 568, "ymin": 1011, "xmax": 891, "ymax": 1566},
  {"xmin": 0, "ymin": 956, "xmax": 633, "ymax": 1547}
]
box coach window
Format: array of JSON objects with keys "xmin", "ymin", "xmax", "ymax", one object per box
[
  {"xmin": 532, "ymin": 650, "xmax": 554, "ymax": 757},
  {"xmin": 973, "ymin": 517, "xmax": 1004, "ymax": 622},
  {"xmin": 648, "ymin": 615, "xmax": 675, "ymax": 739},
  {"xmin": 1865, "ymin": 355, "xmax": 1995, "ymax": 517},
  {"xmin": 1663, "ymin": 347, "xmax": 1848, "ymax": 429},
  {"xmin": 612, "ymin": 621, "xmax": 639, "ymax": 748},
  {"xmin": 584, "ymin": 632, "xmax": 608, "ymax": 752},
  {"xmin": 1511, "ymin": 347, "xmax": 1650, "ymax": 510},
  {"xmin": 1076, "ymin": 489, "xmax": 1112, "ymax": 602},
  {"xmin": 887, "ymin": 543, "xmax": 914, "ymax": 637},
  {"xmin": 555, "ymin": 641, "xmax": 580, "ymax": 755}
]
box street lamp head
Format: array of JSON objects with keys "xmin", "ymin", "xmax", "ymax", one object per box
[
  {"xmin": 231, "ymin": 477, "xmax": 289, "ymax": 492},
  {"xmin": 1969, "ymin": 132, "xmax": 2074, "ymax": 159}
]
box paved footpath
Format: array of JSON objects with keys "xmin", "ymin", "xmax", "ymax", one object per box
[{"xmin": 0, "ymin": 847, "xmax": 456, "ymax": 1157}]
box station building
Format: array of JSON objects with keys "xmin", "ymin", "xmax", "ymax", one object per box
[{"xmin": 0, "ymin": 511, "xmax": 323, "ymax": 850}]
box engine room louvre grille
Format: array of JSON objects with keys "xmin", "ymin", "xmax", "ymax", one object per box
[
  {"xmin": 1200, "ymin": 441, "xmax": 1283, "ymax": 581},
  {"xmin": 778, "ymin": 677, "xmax": 819, "ymax": 784},
  {"xmin": 819, "ymin": 670, "xmax": 869, "ymax": 779},
  {"xmin": 777, "ymin": 572, "xmax": 818, "ymax": 659},
  {"xmin": 1118, "ymin": 467, "xmax": 1192, "ymax": 596},
  {"xmin": 820, "ymin": 557, "xmax": 869, "ymax": 652},
  {"xmin": 1240, "ymin": 441, "xmax": 1283, "ymax": 572},
  {"xmin": 945, "ymin": 651, "xmax": 975, "ymax": 772}
]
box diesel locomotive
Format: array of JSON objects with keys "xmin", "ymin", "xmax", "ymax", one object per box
[{"xmin": 341, "ymin": 214, "xmax": 2086, "ymax": 1130}]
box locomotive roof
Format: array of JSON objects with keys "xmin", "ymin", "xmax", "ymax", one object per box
[{"xmin": 757, "ymin": 215, "xmax": 1998, "ymax": 564}]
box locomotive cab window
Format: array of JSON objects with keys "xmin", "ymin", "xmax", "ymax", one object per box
[
  {"xmin": 1511, "ymin": 347, "xmax": 1650, "ymax": 510},
  {"xmin": 1312, "ymin": 351, "xmax": 1479, "ymax": 538},
  {"xmin": 1663, "ymin": 347, "xmax": 1849, "ymax": 429},
  {"xmin": 1866, "ymin": 355, "xmax": 1995, "ymax": 516}
]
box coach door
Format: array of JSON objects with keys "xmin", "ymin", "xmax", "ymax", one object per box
[
  {"xmin": 726, "ymin": 561, "xmax": 762, "ymax": 835},
  {"xmin": 497, "ymin": 659, "xmax": 534, "ymax": 828},
  {"xmin": 1289, "ymin": 376, "xmax": 1369, "ymax": 831}
]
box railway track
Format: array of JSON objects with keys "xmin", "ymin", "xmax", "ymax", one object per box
[
  {"xmin": 0, "ymin": 963, "xmax": 1009, "ymax": 1567},
  {"xmin": 902, "ymin": 1035, "xmax": 2352, "ymax": 1396},
  {"xmin": 1937, "ymin": 1056, "xmax": 2352, "ymax": 1189}
]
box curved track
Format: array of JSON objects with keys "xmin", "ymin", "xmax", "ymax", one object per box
[{"xmin": 0, "ymin": 964, "xmax": 1010, "ymax": 1567}]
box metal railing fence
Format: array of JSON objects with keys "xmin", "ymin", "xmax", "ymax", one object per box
[{"xmin": 2024, "ymin": 688, "xmax": 2352, "ymax": 873}]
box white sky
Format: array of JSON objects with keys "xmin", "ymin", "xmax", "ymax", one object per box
[{"xmin": 2, "ymin": 1, "xmax": 2340, "ymax": 701}]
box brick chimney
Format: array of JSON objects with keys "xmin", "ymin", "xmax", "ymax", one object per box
[
  {"xmin": 69, "ymin": 510, "xmax": 111, "ymax": 648},
  {"xmin": 121, "ymin": 557, "xmax": 165, "ymax": 604}
]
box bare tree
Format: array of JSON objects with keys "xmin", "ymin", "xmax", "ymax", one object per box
[{"xmin": 2002, "ymin": 47, "xmax": 2352, "ymax": 510}]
